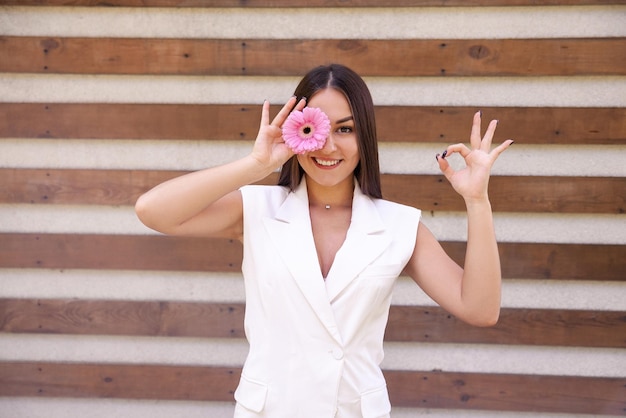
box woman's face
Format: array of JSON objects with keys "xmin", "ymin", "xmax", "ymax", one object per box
[{"xmin": 296, "ymin": 88, "xmax": 360, "ymax": 190}]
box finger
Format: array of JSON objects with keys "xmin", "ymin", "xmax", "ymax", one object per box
[
  {"xmin": 271, "ymin": 96, "xmax": 300, "ymax": 127},
  {"xmin": 489, "ymin": 139, "xmax": 515, "ymax": 159},
  {"xmin": 480, "ymin": 119, "xmax": 499, "ymax": 152},
  {"xmin": 294, "ymin": 97, "xmax": 307, "ymax": 111},
  {"xmin": 259, "ymin": 99, "xmax": 271, "ymax": 129},
  {"xmin": 444, "ymin": 142, "xmax": 472, "ymax": 159},
  {"xmin": 469, "ymin": 111, "xmax": 482, "ymax": 149}
]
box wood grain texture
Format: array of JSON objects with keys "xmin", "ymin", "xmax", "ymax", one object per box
[
  {"xmin": 1, "ymin": 233, "xmax": 624, "ymax": 281},
  {"xmin": 1, "ymin": 103, "xmax": 624, "ymax": 145},
  {"xmin": 1, "ymin": 0, "xmax": 624, "ymax": 7},
  {"xmin": 2, "ymin": 37, "xmax": 625, "ymax": 77},
  {"xmin": 0, "ymin": 233, "xmax": 243, "ymax": 272},
  {"xmin": 384, "ymin": 369, "xmax": 626, "ymax": 415},
  {"xmin": 0, "ymin": 362, "xmax": 623, "ymax": 415},
  {"xmin": 1, "ymin": 299, "xmax": 624, "ymax": 347},
  {"xmin": 2, "ymin": 168, "xmax": 624, "ymax": 214}
]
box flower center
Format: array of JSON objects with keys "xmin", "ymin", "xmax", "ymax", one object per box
[{"xmin": 303, "ymin": 126, "xmax": 312, "ymax": 135}]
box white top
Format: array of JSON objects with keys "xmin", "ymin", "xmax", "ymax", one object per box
[{"xmin": 235, "ymin": 178, "xmax": 421, "ymax": 418}]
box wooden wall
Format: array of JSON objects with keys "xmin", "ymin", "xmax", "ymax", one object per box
[{"xmin": 1, "ymin": 2, "xmax": 625, "ymax": 417}]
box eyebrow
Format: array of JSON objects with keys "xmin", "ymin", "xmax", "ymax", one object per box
[{"xmin": 336, "ymin": 115, "xmax": 354, "ymax": 124}]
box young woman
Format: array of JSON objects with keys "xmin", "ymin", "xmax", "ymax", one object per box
[{"xmin": 135, "ymin": 64, "xmax": 513, "ymax": 418}]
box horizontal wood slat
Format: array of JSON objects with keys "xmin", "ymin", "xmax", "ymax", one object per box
[
  {"xmin": 2, "ymin": 37, "xmax": 625, "ymax": 77},
  {"xmin": 0, "ymin": 233, "xmax": 243, "ymax": 273},
  {"xmin": 0, "ymin": 362, "xmax": 623, "ymax": 415},
  {"xmin": 386, "ymin": 369, "xmax": 626, "ymax": 415},
  {"xmin": 1, "ymin": 104, "xmax": 624, "ymax": 145},
  {"xmin": 2, "ymin": 168, "xmax": 623, "ymax": 214},
  {"xmin": 2, "ymin": 0, "xmax": 625, "ymax": 6},
  {"xmin": 0, "ymin": 362, "xmax": 238, "ymax": 402},
  {"xmin": 1, "ymin": 299, "xmax": 624, "ymax": 347},
  {"xmin": 388, "ymin": 306, "xmax": 626, "ymax": 348},
  {"xmin": 1, "ymin": 233, "xmax": 624, "ymax": 281}
]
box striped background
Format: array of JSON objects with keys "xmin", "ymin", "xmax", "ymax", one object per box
[{"xmin": 1, "ymin": 3, "xmax": 625, "ymax": 417}]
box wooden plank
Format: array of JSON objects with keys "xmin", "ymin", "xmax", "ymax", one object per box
[
  {"xmin": 2, "ymin": 168, "xmax": 624, "ymax": 214},
  {"xmin": 443, "ymin": 241, "xmax": 626, "ymax": 282},
  {"xmin": 0, "ymin": 362, "xmax": 238, "ymax": 402},
  {"xmin": 0, "ymin": 299, "xmax": 247, "ymax": 340},
  {"xmin": 384, "ymin": 174, "xmax": 626, "ymax": 214},
  {"xmin": 0, "ymin": 233, "xmax": 243, "ymax": 272},
  {"xmin": 1, "ymin": 103, "xmax": 624, "ymax": 145},
  {"xmin": 0, "ymin": 362, "xmax": 623, "ymax": 415},
  {"xmin": 0, "ymin": 233, "xmax": 624, "ymax": 281},
  {"xmin": 2, "ymin": 37, "xmax": 625, "ymax": 77},
  {"xmin": 384, "ymin": 369, "xmax": 626, "ymax": 415},
  {"xmin": 1, "ymin": 299, "xmax": 624, "ymax": 347},
  {"xmin": 385, "ymin": 305, "xmax": 626, "ymax": 348},
  {"xmin": 0, "ymin": 168, "xmax": 188, "ymax": 207},
  {"xmin": 2, "ymin": 0, "xmax": 624, "ymax": 7}
]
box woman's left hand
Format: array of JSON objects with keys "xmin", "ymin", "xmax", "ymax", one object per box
[{"xmin": 436, "ymin": 111, "xmax": 514, "ymax": 204}]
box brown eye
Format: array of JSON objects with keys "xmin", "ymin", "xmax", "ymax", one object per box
[{"xmin": 338, "ymin": 126, "xmax": 353, "ymax": 134}]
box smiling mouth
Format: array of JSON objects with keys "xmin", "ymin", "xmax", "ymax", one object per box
[{"xmin": 313, "ymin": 157, "xmax": 341, "ymax": 167}]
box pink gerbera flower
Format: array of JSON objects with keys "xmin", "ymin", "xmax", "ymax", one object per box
[{"xmin": 282, "ymin": 107, "xmax": 331, "ymax": 154}]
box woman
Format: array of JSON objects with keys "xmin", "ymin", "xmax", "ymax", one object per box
[{"xmin": 135, "ymin": 64, "xmax": 513, "ymax": 418}]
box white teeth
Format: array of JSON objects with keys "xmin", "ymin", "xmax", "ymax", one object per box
[{"xmin": 314, "ymin": 158, "xmax": 340, "ymax": 167}]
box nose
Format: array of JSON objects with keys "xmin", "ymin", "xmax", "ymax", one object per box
[{"xmin": 321, "ymin": 133, "xmax": 337, "ymax": 153}]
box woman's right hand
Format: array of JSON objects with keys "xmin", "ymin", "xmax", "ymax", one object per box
[{"xmin": 250, "ymin": 96, "xmax": 306, "ymax": 172}]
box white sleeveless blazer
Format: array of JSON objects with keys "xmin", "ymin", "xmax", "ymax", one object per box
[{"xmin": 235, "ymin": 178, "xmax": 420, "ymax": 418}]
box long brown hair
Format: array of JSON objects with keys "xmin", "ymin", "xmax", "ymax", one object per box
[{"xmin": 277, "ymin": 64, "xmax": 382, "ymax": 199}]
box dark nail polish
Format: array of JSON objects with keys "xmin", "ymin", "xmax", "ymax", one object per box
[
  {"xmin": 479, "ymin": 110, "xmax": 483, "ymax": 117},
  {"xmin": 435, "ymin": 154, "xmax": 440, "ymax": 161},
  {"xmin": 441, "ymin": 150, "xmax": 448, "ymax": 159}
]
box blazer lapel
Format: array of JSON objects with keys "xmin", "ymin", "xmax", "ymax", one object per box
[
  {"xmin": 261, "ymin": 180, "xmax": 343, "ymax": 344},
  {"xmin": 325, "ymin": 184, "xmax": 391, "ymax": 303}
]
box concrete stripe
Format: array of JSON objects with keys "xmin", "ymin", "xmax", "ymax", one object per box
[
  {"xmin": 1, "ymin": 74, "xmax": 625, "ymax": 107},
  {"xmin": 1, "ymin": 269, "xmax": 624, "ymax": 311},
  {"xmin": 0, "ymin": 269, "xmax": 247, "ymax": 303},
  {"xmin": 1, "ymin": 6, "xmax": 624, "ymax": 39},
  {"xmin": 0, "ymin": 398, "xmax": 237, "ymax": 418},
  {"xmin": 381, "ymin": 342, "xmax": 626, "ymax": 378},
  {"xmin": 0, "ymin": 204, "xmax": 623, "ymax": 244},
  {"xmin": 0, "ymin": 334, "xmax": 623, "ymax": 377},
  {"xmin": 0, "ymin": 398, "xmax": 604, "ymax": 418},
  {"xmin": 1, "ymin": 139, "xmax": 625, "ymax": 178}
]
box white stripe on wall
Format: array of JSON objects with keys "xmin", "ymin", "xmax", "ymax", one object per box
[
  {"xmin": 1, "ymin": 204, "xmax": 623, "ymax": 244},
  {"xmin": 0, "ymin": 398, "xmax": 606, "ymax": 418},
  {"xmin": 2, "ymin": 139, "xmax": 625, "ymax": 178},
  {"xmin": 1, "ymin": 269, "xmax": 625, "ymax": 311},
  {"xmin": 1, "ymin": 6, "xmax": 624, "ymax": 39},
  {"xmin": 0, "ymin": 334, "xmax": 624, "ymax": 378},
  {"xmin": 2, "ymin": 74, "xmax": 625, "ymax": 107}
]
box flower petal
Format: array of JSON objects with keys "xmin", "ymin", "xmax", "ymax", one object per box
[{"xmin": 282, "ymin": 107, "xmax": 331, "ymax": 154}]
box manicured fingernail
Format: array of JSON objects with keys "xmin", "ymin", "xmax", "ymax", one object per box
[
  {"xmin": 479, "ymin": 110, "xmax": 483, "ymax": 117},
  {"xmin": 435, "ymin": 153, "xmax": 440, "ymax": 161},
  {"xmin": 441, "ymin": 150, "xmax": 448, "ymax": 159}
]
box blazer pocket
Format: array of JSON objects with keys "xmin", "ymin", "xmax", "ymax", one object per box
[
  {"xmin": 360, "ymin": 385, "xmax": 391, "ymax": 418},
  {"xmin": 234, "ymin": 374, "xmax": 268, "ymax": 413}
]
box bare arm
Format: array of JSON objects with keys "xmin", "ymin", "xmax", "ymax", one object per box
[
  {"xmin": 405, "ymin": 111, "xmax": 513, "ymax": 327},
  {"xmin": 135, "ymin": 97, "xmax": 304, "ymax": 239}
]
